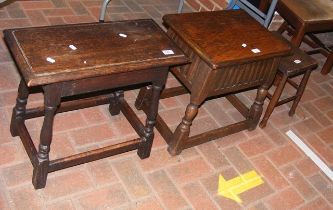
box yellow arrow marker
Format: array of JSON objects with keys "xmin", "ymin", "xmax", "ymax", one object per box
[{"xmin": 218, "ymin": 170, "xmax": 264, "ymax": 203}]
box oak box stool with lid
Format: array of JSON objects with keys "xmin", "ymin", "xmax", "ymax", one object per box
[{"xmin": 135, "ymin": 10, "xmax": 291, "ymax": 155}]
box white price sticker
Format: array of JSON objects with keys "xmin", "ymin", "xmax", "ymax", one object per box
[
  {"xmin": 69, "ymin": 44, "xmax": 77, "ymax": 50},
  {"xmin": 251, "ymin": 48, "xmax": 261, "ymax": 53},
  {"xmin": 162, "ymin": 50, "xmax": 175, "ymax": 55},
  {"xmin": 119, "ymin": 33, "xmax": 127, "ymax": 38},
  {"xmin": 46, "ymin": 57, "xmax": 55, "ymax": 63},
  {"xmin": 294, "ymin": 59, "xmax": 301, "ymax": 64}
]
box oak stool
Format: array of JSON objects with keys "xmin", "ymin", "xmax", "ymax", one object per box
[
  {"xmin": 260, "ymin": 43, "xmax": 318, "ymax": 128},
  {"xmin": 5, "ymin": 20, "xmax": 187, "ymax": 189},
  {"xmin": 136, "ymin": 10, "xmax": 291, "ymax": 155}
]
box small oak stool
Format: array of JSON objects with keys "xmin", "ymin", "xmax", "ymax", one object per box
[
  {"xmin": 259, "ymin": 45, "xmax": 318, "ymax": 128},
  {"xmin": 136, "ymin": 10, "xmax": 290, "ymax": 155},
  {"xmin": 5, "ymin": 20, "xmax": 187, "ymax": 189},
  {"xmin": 276, "ymin": 0, "xmax": 333, "ymax": 75}
]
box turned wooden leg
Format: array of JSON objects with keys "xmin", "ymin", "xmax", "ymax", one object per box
[
  {"xmin": 168, "ymin": 103, "xmax": 199, "ymax": 156},
  {"xmin": 289, "ymin": 70, "xmax": 312, "ymax": 116},
  {"xmin": 137, "ymin": 84, "xmax": 163, "ymax": 159},
  {"xmin": 248, "ymin": 84, "xmax": 270, "ymax": 130},
  {"xmin": 259, "ymin": 74, "xmax": 288, "ymax": 128},
  {"xmin": 32, "ymin": 84, "xmax": 61, "ymax": 189},
  {"xmin": 135, "ymin": 86, "xmax": 152, "ymax": 110},
  {"xmin": 109, "ymin": 90, "xmax": 123, "ymax": 116},
  {"xmin": 321, "ymin": 52, "xmax": 333, "ymax": 75},
  {"xmin": 10, "ymin": 80, "xmax": 29, "ymax": 137}
]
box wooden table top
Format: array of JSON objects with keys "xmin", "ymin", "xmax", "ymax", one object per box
[
  {"xmin": 163, "ymin": 10, "xmax": 291, "ymax": 69},
  {"xmin": 4, "ymin": 19, "xmax": 187, "ymax": 87}
]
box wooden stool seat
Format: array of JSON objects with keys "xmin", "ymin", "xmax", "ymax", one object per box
[
  {"xmin": 279, "ymin": 47, "xmax": 318, "ymax": 76},
  {"xmin": 5, "ymin": 20, "xmax": 187, "ymax": 189},
  {"xmin": 260, "ymin": 44, "xmax": 318, "ymax": 128}
]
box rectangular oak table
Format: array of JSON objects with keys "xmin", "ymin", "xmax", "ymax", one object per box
[
  {"xmin": 136, "ymin": 10, "xmax": 291, "ymax": 155},
  {"xmin": 5, "ymin": 19, "xmax": 187, "ymax": 189}
]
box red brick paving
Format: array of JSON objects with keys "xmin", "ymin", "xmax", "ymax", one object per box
[
  {"xmin": 148, "ymin": 170, "xmax": 189, "ymax": 209},
  {"xmin": 252, "ymin": 156, "xmax": 289, "ymax": 190},
  {"xmin": 281, "ymin": 165, "xmax": 317, "ymax": 201},
  {"xmin": 266, "ymin": 187, "xmax": 304, "ymax": 210},
  {"xmin": 182, "ymin": 182, "xmax": 219, "ymax": 210},
  {"xmin": 0, "ymin": 0, "xmax": 332, "ymax": 209},
  {"xmin": 76, "ymin": 184, "xmax": 130, "ymax": 209}
]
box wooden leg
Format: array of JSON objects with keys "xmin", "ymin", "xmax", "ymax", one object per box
[
  {"xmin": 168, "ymin": 103, "xmax": 199, "ymax": 155},
  {"xmin": 321, "ymin": 51, "xmax": 333, "ymax": 75},
  {"xmin": 291, "ymin": 26, "xmax": 305, "ymax": 47},
  {"xmin": 137, "ymin": 84, "xmax": 163, "ymax": 159},
  {"xmin": 306, "ymin": 33, "xmax": 325, "ymax": 49},
  {"xmin": 248, "ymin": 86, "xmax": 268, "ymax": 130},
  {"xmin": 135, "ymin": 86, "xmax": 152, "ymax": 110},
  {"xmin": 259, "ymin": 74, "xmax": 288, "ymax": 128},
  {"xmin": 289, "ymin": 70, "xmax": 312, "ymax": 116},
  {"xmin": 248, "ymin": 82, "xmax": 273, "ymax": 130},
  {"xmin": 10, "ymin": 80, "xmax": 29, "ymax": 137},
  {"xmin": 272, "ymin": 73, "xmax": 282, "ymax": 86},
  {"xmin": 32, "ymin": 84, "xmax": 61, "ymax": 189},
  {"xmin": 109, "ymin": 90, "xmax": 123, "ymax": 116}
]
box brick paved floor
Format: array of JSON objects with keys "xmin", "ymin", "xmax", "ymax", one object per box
[{"xmin": 0, "ymin": 0, "xmax": 332, "ymax": 209}]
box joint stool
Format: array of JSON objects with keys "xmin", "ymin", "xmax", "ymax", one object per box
[
  {"xmin": 276, "ymin": 0, "xmax": 333, "ymax": 75},
  {"xmin": 136, "ymin": 10, "xmax": 290, "ymax": 155},
  {"xmin": 260, "ymin": 43, "xmax": 318, "ymax": 128},
  {"xmin": 5, "ymin": 20, "xmax": 187, "ymax": 189}
]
